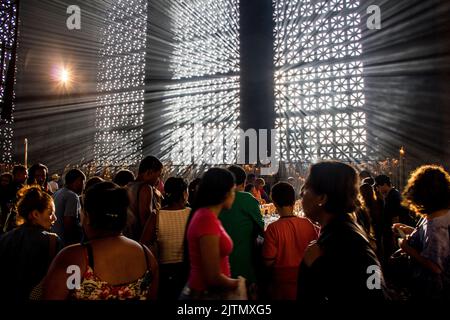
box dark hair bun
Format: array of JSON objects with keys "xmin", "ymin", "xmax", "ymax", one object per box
[
  {"xmin": 164, "ymin": 177, "xmax": 188, "ymax": 206},
  {"xmin": 83, "ymin": 182, "xmax": 129, "ymax": 232}
]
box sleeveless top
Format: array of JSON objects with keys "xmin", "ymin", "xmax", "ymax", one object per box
[
  {"xmin": 158, "ymin": 208, "xmax": 191, "ymax": 264},
  {"xmin": 126, "ymin": 182, "xmax": 161, "ymax": 242},
  {"xmin": 70, "ymin": 243, "xmax": 153, "ymax": 300}
]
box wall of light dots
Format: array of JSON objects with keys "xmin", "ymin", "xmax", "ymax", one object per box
[
  {"xmin": 7, "ymin": 0, "xmax": 449, "ymax": 171},
  {"xmin": 94, "ymin": 0, "xmax": 147, "ymax": 166},
  {"xmin": 158, "ymin": 0, "xmax": 241, "ymax": 166},
  {"xmin": 0, "ymin": 0, "xmax": 17, "ymax": 163},
  {"xmin": 274, "ymin": 0, "xmax": 368, "ymax": 163}
]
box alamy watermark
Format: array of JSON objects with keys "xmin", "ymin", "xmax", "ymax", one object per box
[
  {"xmin": 65, "ymin": 263, "xmax": 383, "ymax": 291},
  {"xmin": 66, "ymin": 5, "xmax": 81, "ymax": 30},
  {"xmin": 367, "ymin": 5, "xmax": 382, "ymax": 30},
  {"xmin": 172, "ymin": 128, "xmax": 280, "ymax": 175},
  {"xmin": 366, "ymin": 265, "xmax": 382, "ymax": 290},
  {"xmin": 66, "ymin": 265, "xmax": 81, "ymax": 290},
  {"xmin": 66, "ymin": 4, "xmax": 382, "ymax": 31}
]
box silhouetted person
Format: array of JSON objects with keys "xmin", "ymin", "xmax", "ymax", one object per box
[
  {"xmin": 263, "ymin": 182, "xmax": 318, "ymax": 300},
  {"xmin": 188, "ymin": 178, "xmax": 201, "ymax": 207},
  {"xmin": 297, "ymin": 161, "xmax": 387, "ymax": 302},
  {"xmin": 0, "ymin": 173, "xmax": 13, "ymax": 232},
  {"xmin": 158, "ymin": 177, "xmax": 191, "ymax": 300},
  {"xmin": 12, "ymin": 165, "xmax": 28, "ymax": 193},
  {"xmin": 113, "ymin": 169, "xmax": 135, "ymax": 187},
  {"xmin": 53, "ymin": 169, "xmax": 86, "ymax": 246},
  {"xmin": 2, "ymin": 165, "xmax": 29, "ymax": 232},
  {"xmin": 375, "ymin": 174, "xmax": 414, "ymax": 264},
  {"xmin": 27, "ymin": 163, "xmax": 51, "ymax": 194},
  {"xmin": 126, "ymin": 156, "xmax": 163, "ymax": 252}
]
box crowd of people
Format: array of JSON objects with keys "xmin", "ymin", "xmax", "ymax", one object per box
[{"xmin": 0, "ymin": 156, "xmax": 449, "ymax": 301}]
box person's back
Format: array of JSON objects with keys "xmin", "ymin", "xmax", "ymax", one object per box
[
  {"xmin": 125, "ymin": 156, "xmax": 163, "ymax": 248},
  {"xmin": 385, "ymin": 187, "xmax": 401, "ymax": 221},
  {"xmin": 219, "ymin": 191, "xmax": 264, "ymax": 284},
  {"xmin": 157, "ymin": 177, "xmax": 190, "ymax": 299},
  {"xmin": 0, "ymin": 224, "xmax": 61, "ymax": 301},
  {"xmin": 53, "ymin": 186, "xmax": 82, "ymax": 245},
  {"xmin": 158, "ymin": 207, "xmax": 190, "ymax": 299},
  {"xmin": 126, "ymin": 181, "xmax": 148, "ymax": 240},
  {"xmin": 70, "ymin": 237, "xmax": 155, "ymax": 300},
  {"xmin": 263, "ymin": 216, "xmax": 318, "ymax": 299},
  {"xmin": 42, "ymin": 182, "xmax": 158, "ymax": 300},
  {"xmin": 159, "ymin": 208, "xmax": 191, "ymax": 264}
]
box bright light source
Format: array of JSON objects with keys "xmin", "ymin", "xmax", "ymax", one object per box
[
  {"xmin": 52, "ymin": 65, "xmax": 73, "ymax": 88},
  {"xmin": 60, "ymin": 68, "xmax": 70, "ymax": 84}
]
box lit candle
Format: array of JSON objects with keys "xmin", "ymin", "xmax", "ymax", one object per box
[{"xmin": 24, "ymin": 138, "xmax": 28, "ymax": 168}]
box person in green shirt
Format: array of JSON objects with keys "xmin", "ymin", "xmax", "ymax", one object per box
[{"xmin": 219, "ymin": 165, "xmax": 264, "ymax": 297}]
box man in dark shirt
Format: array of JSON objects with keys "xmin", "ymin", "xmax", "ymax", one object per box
[
  {"xmin": 1, "ymin": 165, "xmax": 28, "ymax": 233},
  {"xmin": 375, "ymin": 175, "xmax": 414, "ymax": 265}
]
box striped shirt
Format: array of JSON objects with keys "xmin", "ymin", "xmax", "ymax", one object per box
[{"xmin": 158, "ymin": 208, "xmax": 191, "ymax": 264}]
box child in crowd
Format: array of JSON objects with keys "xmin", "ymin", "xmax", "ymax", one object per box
[{"xmin": 262, "ymin": 182, "xmax": 319, "ymax": 300}]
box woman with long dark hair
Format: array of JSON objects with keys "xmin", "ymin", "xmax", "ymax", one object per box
[
  {"xmin": 180, "ymin": 167, "xmax": 246, "ymax": 300},
  {"xmin": 297, "ymin": 161, "xmax": 387, "ymax": 301},
  {"xmin": 158, "ymin": 177, "xmax": 191, "ymax": 299}
]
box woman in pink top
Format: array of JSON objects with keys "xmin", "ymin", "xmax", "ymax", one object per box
[
  {"xmin": 263, "ymin": 182, "xmax": 319, "ymax": 300},
  {"xmin": 180, "ymin": 167, "xmax": 245, "ymax": 300}
]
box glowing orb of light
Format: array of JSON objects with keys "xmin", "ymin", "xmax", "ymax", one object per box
[
  {"xmin": 60, "ymin": 68, "xmax": 70, "ymax": 84},
  {"xmin": 52, "ymin": 64, "xmax": 73, "ymax": 88}
]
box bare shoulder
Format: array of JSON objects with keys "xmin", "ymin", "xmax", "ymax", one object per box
[
  {"xmin": 121, "ymin": 237, "xmax": 155, "ymax": 258},
  {"xmin": 141, "ymin": 243, "xmax": 156, "ymax": 261},
  {"xmin": 52, "ymin": 243, "xmax": 86, "ymax": 268},
  {"xmin": 303, "ymin": 241, "xmax": 323, "ymax": 267}
]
